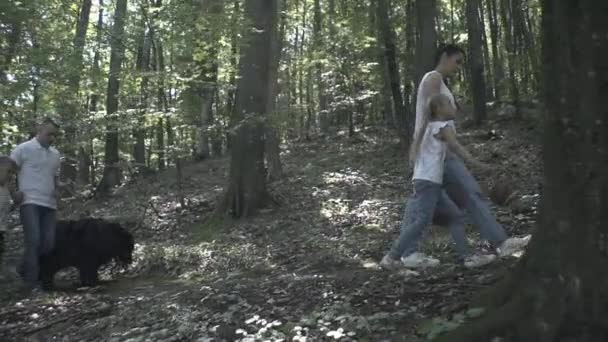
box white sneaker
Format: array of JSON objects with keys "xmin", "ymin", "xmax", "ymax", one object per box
[
  {"xmin": 379, "ymin": 255, "xmax": 402, "ymax": 271},
  {"xmin": 464, "ymin": 253, "xmax": 497, "ymax": 268},
  {"xmin": 401, "ymin": 252, "xmax": 440, "ymax": 268},
  {"xmin": 497, "ymin": 235, "xmax": 531, "ymax": 257}
]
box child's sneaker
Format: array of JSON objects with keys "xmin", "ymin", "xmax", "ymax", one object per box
[
  {"xmin": 497, "ymin": 235, "xmax": 531, "ymax": 257},
  {"xmin": 463, "ymin": 253, "xmax": 496, "ymax": 268},
  {"xmin": 401, "ymin": 252, "xmax": 440, "ymax": 268},
  {"xmin": 379, "ymin": 255, "xmax": 403, "ymax": 271}
]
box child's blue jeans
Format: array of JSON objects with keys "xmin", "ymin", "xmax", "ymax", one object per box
[{"xmin": 388, "ymin": 179, "xmax": 471, "ymax": 260}]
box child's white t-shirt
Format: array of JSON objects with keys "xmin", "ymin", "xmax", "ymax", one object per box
[
  {"xmin": 412, "ymin": 121, "xmax": 451, "ymax": 184},
  {"xmin": 0, "ymin": 186, "xmax": 10, "ymax": 232}
]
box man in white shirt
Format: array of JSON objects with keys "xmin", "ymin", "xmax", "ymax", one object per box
[{"xmin": 10, "ymin": 118, "xmax": 61, "ymax": 290}]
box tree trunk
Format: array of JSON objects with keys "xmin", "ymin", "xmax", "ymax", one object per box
[
  {"xmin": 478, "ymin": 1, "xmax": 494, "ymax": 100},
  {"xmin": 156, "ymin": 118, "xmax": 165, "ymax": 170},
  {"xmin": 79, "ymin": 0, "xmax": 104, "ymax": 185},
  {"xmin": 195, "ymin": 0, "xmax": 222, "ymax": 160},
  {"xmin": 220, "ymin": 0, "xmax": 278, "ymax": 218},
  {"xmin": 313, "ymin": 0, "xmax": 329, "ymax": 133},
  {"xmin": 133, "ymin": 5, "xmax": 151, "ymax": 172},
  {"xmin": 154, "ymin": 34, "xmax": 166, "ymax": 170},
  {"xmin": 487, "ymin": 0, "xmax": 503, "ymax": 101},
  {"xmin": 372, "ymin": 0, "xmax": 394, "ymax": 127},
  {"xmin": 377, "ymin": 0, "xmax": 410, "ymax": 145},
  {"xmin": 403, "ymin": 0, "xmax": 415, "ymax": 115},
  {"xmin": 225, "ymin": 0, "xmax": 240, "ymax": 152},
  {"xmin": 512, "ymin": 0, "xmax": 538, "ymax": 94},
  {"xmin": 61, "ymin": 0, "xmax": 92, "ymax": 184},
  {"xmin": 436, "ymin": 1, "xmax": 608, "ymax": 340},
  {"xmin": 414, "ymin": 0, "xmax": 438, "ymax": 87},
  {"xmin": 265, "ymin": 0, "xmax": 285, "ymax": 181},
  {"xmin": 97, "ymin": 0, "xmax": 128, "ymax": 194},
  {"xmin": 466, "ymin": 0, "xmax": 488, "ymax": 124},
  {"xmin": 500, "ymin": 0, "xmax": 520, "ymax": 114},
  {"xmin": 298, "ymin": 0, "xmax": 308, "ymax": 137}
]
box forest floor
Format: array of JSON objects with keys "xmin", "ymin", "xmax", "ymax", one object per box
[{"xmin": 0, "ymin": 111, "xmax": 542, "ymax": 342}]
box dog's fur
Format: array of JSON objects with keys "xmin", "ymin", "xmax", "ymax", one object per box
[{"xmin": 39, "ymin": 218, "xmax": 134, "ymax": 289}]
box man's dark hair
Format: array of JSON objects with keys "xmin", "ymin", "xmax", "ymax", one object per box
[
  {"xmin": 40, "ymin": 117, "xmax": 60, "ymax": 129},
  {"xmin": 434, "ymin": 44, "xmax": 465, "ymax": 66}
]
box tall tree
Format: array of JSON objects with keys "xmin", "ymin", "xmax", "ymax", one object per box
[
  {"xmin": 466, "ymin": 0, "xmax": 487, "ymax": 124},
  {"xmin": 371, "ymin": 0, "xmax": 393, "ymax": 127},
  {"xmin": 487, "ymin": 0, "xmax": 504, "ymax": 101},
  {"xmin": 60, "ymin": 0, "xmax": 92, "ymax": 183},
  {"xmin": 414, "ymin": 0, "xmax": 438, "ymax": 87},
  {"xmin": 500, "ymin": 0, "xmax": 520, "ymax": 114},
  {"xmin": 194, "ymin": 0, "xmax": 223, "ymax": 160},
  {"xmin": 79, "ymin": 0, "xmax": 105, "ymax": 185},
  {"xmin": 225, "ymin": 0, "xmax": 240, "ymax": 151},
  {"xmin": 437, "ymin": 0, "xmax": 608, "ymax": 340},
  {"xmin": 220, "ymin": 0, "xmax": 278, "ymax": 217},
  {"xmin": 313, "ymin": 0, "xmax": 327, "ymax": 117},
  {"xmin": 376, "ymin": 0, "xmax": 410, "ymax": 144},
  {"xmin": 97, "ymin": 0, "xmax": 129, "ymax": 194},
  {"xmin": 265, "ymin": 0, "xmax": 286, "ymax": 181},
  {"xmin": 132, "ymin": 4, "xmax": 151, "ymax": 172}
]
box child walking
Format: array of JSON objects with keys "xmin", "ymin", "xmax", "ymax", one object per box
[
  {"xmin": 0, "ymin": 156, "xmax": 20, "ymax": 274},
  {"xmin": 380, "ymin": 94, "xmax": 496, "ymax": 270}
]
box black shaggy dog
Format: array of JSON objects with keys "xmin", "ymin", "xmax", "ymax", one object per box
[{"xmin": 39, "ymin": 218, "xmax": 135, "ymax": 289}]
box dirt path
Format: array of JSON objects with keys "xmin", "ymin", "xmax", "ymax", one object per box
[{"xmin": 0, "ymin": 122, "xmax": 541, "ymax": 341}]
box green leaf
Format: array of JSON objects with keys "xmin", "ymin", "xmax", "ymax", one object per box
[
  {"xmin": 452, "ymin": 313, "xmax": 466, "ymax": 323},
  {"xmin": 466, "ymin": 307, "xmax": 485, "ymax": 318}
]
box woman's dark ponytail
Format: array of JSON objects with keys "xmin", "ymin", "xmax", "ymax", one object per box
[{"xmin": 434, "ymin": 44, "xmax": 465, "ymax": 67}]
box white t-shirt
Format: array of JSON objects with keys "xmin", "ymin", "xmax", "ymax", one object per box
[
  {"xmin": 412, "ymin": 121, "xmax": 451, "ymax": 184},
  {"xmin": 10, "ymin": 138, "xmax": 61, "ymax": 209},
  {"xmin": 414, "ymin": 71, "xmax": 456, "ymax": 139},
  {"xmin": 0, "ymin": 186, "xmax": 10, "ymax": 232}
]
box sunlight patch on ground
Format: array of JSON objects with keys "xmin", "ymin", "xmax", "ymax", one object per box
[
  {"xmin": 322, "ymin": 169, "xmax": 371, "ymax": 186},
  {"xmin": 320, "ymin": 198, "xmax": 350, "ymax": 219}
]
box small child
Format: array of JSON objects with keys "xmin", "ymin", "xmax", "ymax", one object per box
[
  {"xmin": 380, "ymin": 94, "xmax": 496, "ymax": 270},
  {"xmin": 0, "ymin": 156, "xmax": 19, "ymax": 271}
]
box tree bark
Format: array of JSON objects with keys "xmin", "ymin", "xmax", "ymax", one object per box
[
  {"xmin": 79, "ymin": 0, "xmax": 105, "ymax": 185},
  {"xmin": 225, "ymin": 0, "xmax": 240, "ymax": 152},
  {"xmin": 500, "ymin": 0, "xmax": 520, "ymax": 114},
  {"xmin": 133, "ymin": 2, "xmax": 151, "ymax": 172},
  {"xmin": 97, "ymin": 0, "xmax": 128, "ymax": 194},
  {"xmin": 61, "ymin": 0, "xmax": 92, "ymax": 183},
  {"xmin": 435, "ymin": 0, "xmax": 608, "ymax": 340},
  {"xmin": 377, "ymin": 0, "xmax": 410, "ymax": 145},
  {"xmin": 195, "ymin": 0, "xmax": 222, "ymax": 160},
  {"xmin": 265, "ymin": 0, "xmax": 285, "ymax": 181},
  {"xmin": 478, "ymin": 1, "xmax": 494, "ymax": 100},
  {"xmin": 220, "ymin": 0, "xmax": 278, "ymax": 218},
  {"xmin": 487, "ymin": 0, "xmax": 503, "ymax": 101},
  {"xmin": 466, "ymin": 0, "xmax": 488, "ymax": 124},
  {"xmin": 313, "ymin": 0, "xmax": 328, "ymax": 133},
  {"xmin": 371, "ymin": 0, "xmax": 394, "ymax": 127},
  {"xmin": 154, "ymin": 37, "xmax": 166, "ymax": 170},
  {"xmin": 414, "ymin": 0, "xmax": 438, "ymax": 88}
]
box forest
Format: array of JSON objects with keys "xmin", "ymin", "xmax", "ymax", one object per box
[{"xmin": 0, "ymin": 0, "xmax": 606, "ymax": 341}]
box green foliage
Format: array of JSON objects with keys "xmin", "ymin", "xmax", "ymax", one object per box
[
  {"xmin": 0, "ymin": 0, "xmax": 542, "ymax": 180},
  {"xmin": 416, "ymin": 307, "xmax": 486, "ymax": 340}
]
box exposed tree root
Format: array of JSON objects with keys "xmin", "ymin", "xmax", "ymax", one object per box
[
  {"xmin": 434, "ymin": 289, "xmax": 527, "ymax": 342},
  {"xmin": 432, "ymin": 269, "xmax": 608, "ymax": 342}
]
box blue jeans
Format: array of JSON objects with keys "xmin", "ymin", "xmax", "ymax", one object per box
[
  {"xmin": 388, "ymin": 180, "xmax": 471, "ymax": 260},
  {"xmin": 20, "ymin": 204, "xmax": 57, "ymax": 287},
  {"xmin": 443, "ymin": 153, "xmax": 507, "ymax": 245}
]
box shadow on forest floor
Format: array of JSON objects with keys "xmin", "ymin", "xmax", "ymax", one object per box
[{"xmin": 0, "ymin": 118, "xmax": 542, "ymax": 341}]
